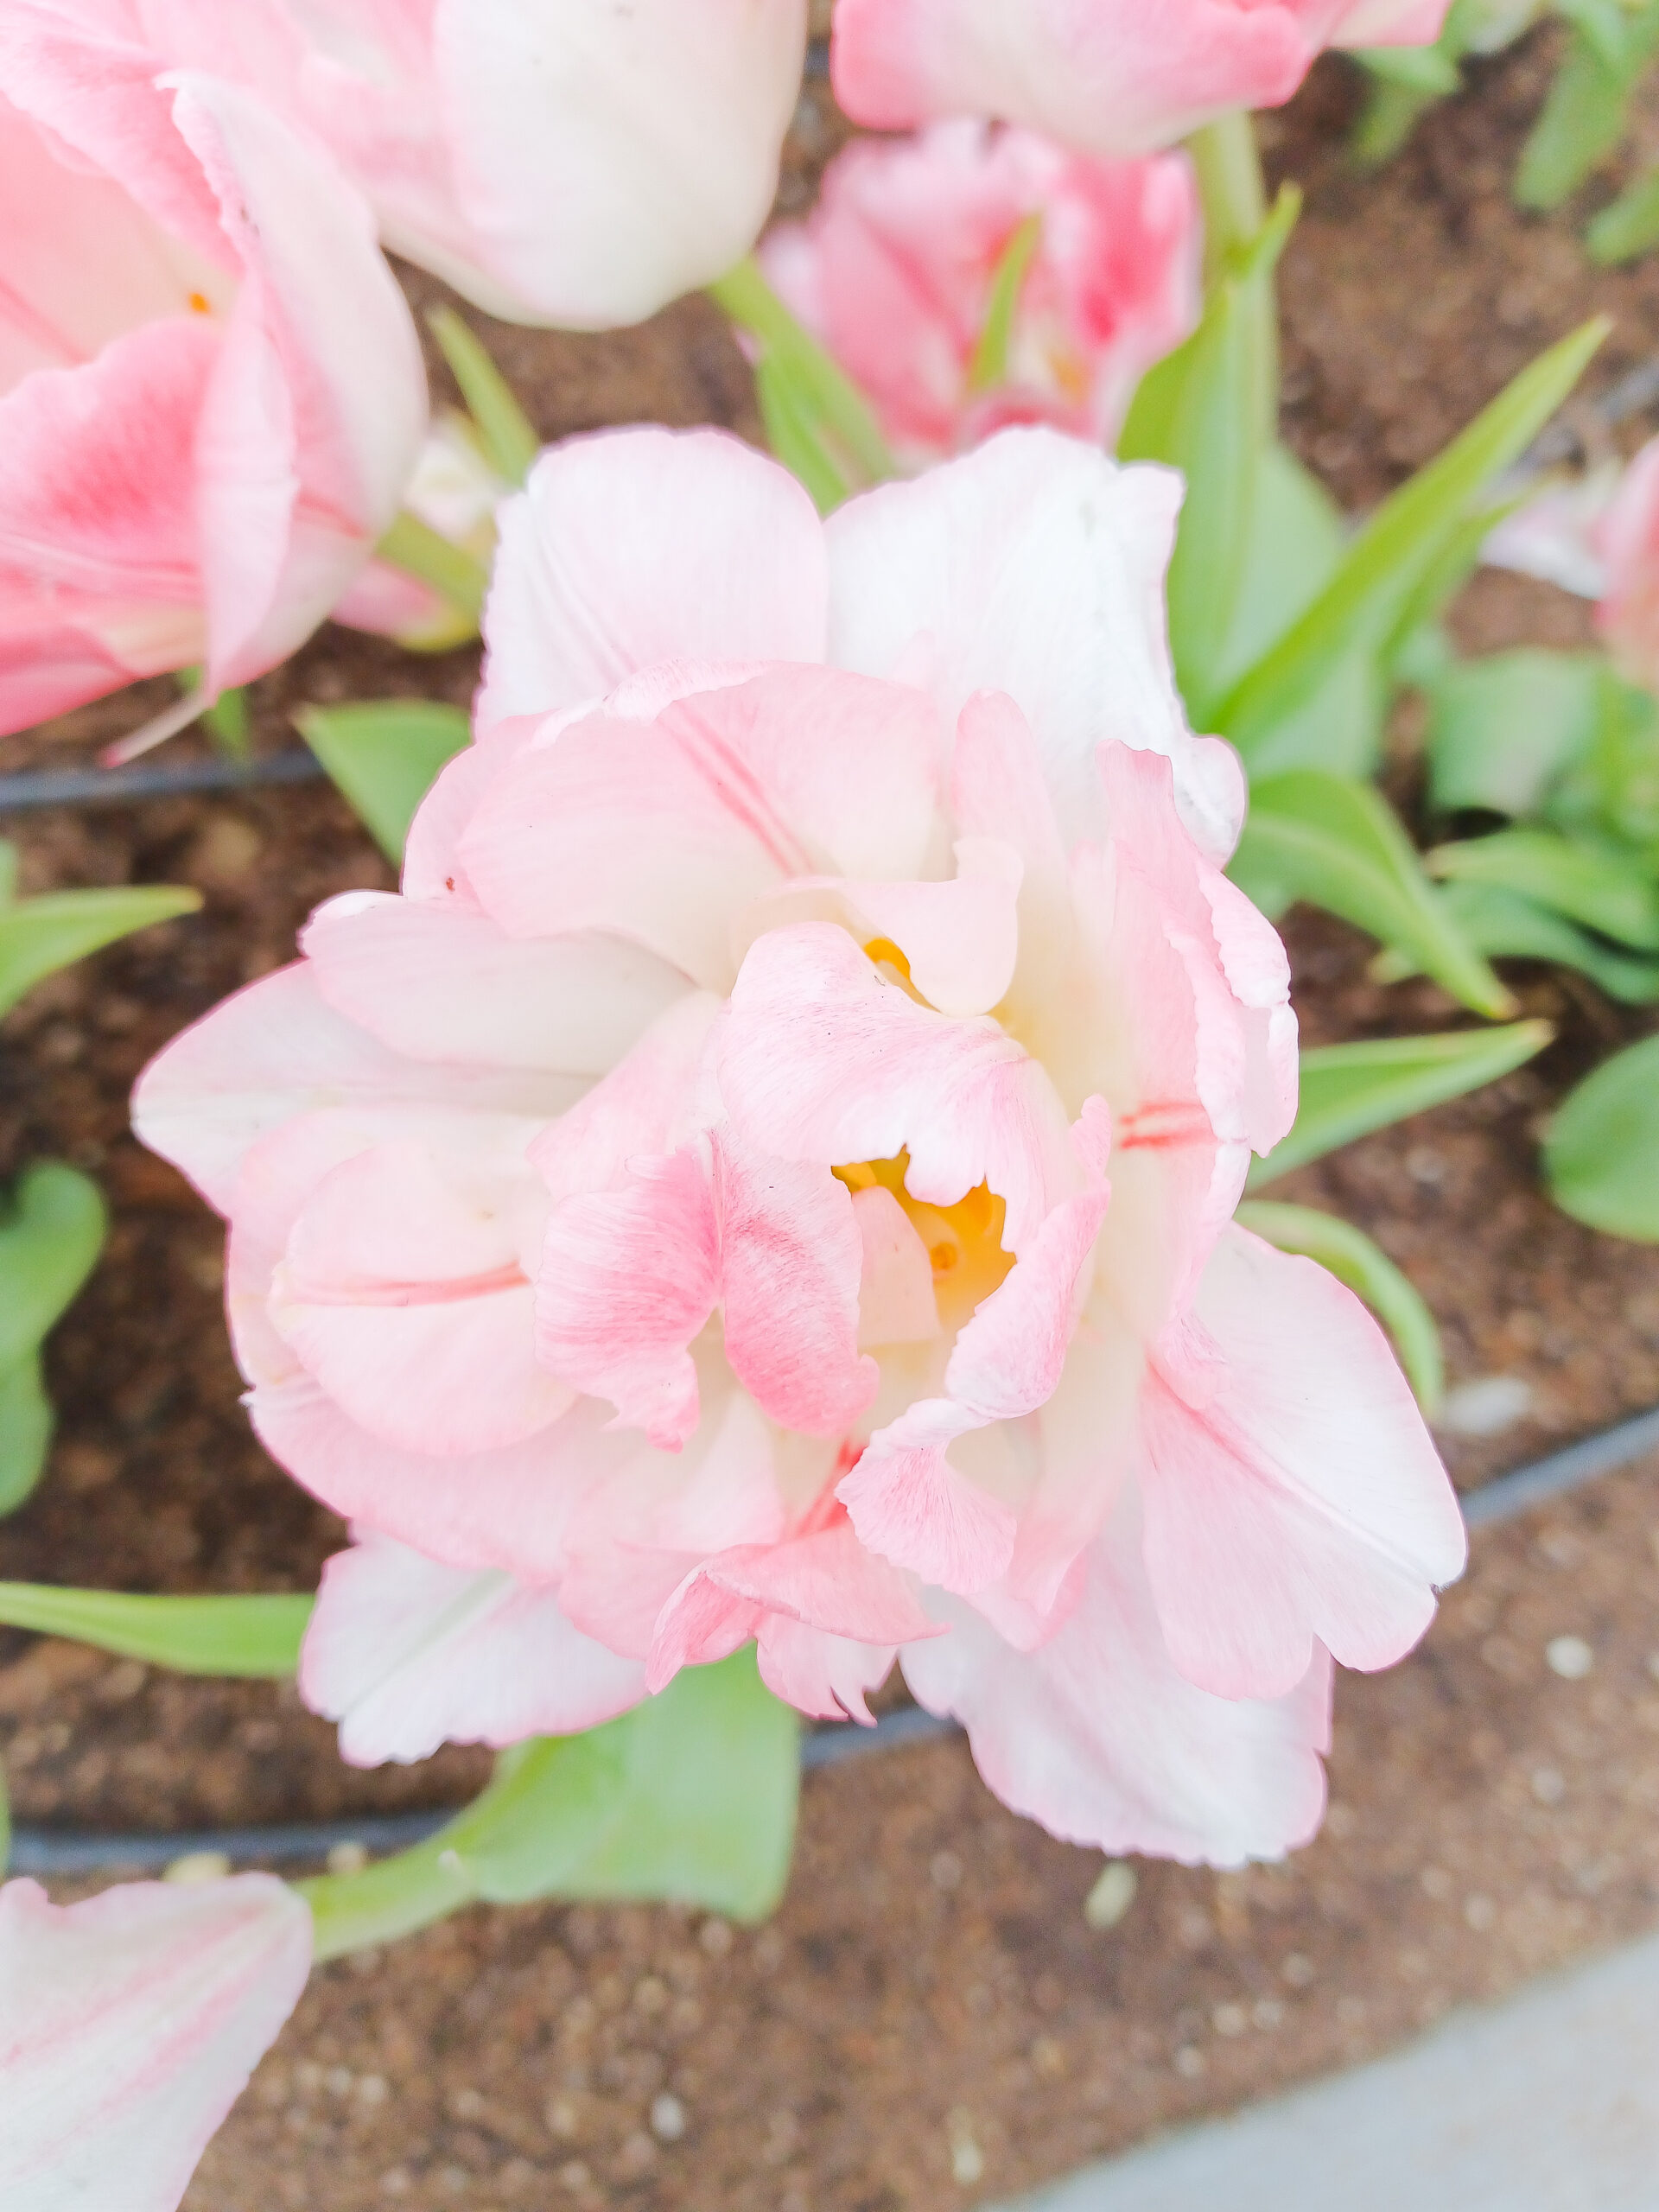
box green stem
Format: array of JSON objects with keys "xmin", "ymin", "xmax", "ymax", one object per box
[
  {"xmin": 375, "ymin": 511, "xmax": 487, "ymax": 624},
  {"xmin": 1185, "ymin": 110, "xmax": 1278, "ymax": 440},
  {"xmin": 300, "ymin": 1826, "xmax": 479, "ymax": 1962},
  {"xmin": 709, "ymin": 255, "xmax": 898, "ymax": 488}
]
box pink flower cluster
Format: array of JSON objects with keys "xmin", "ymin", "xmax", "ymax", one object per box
[
  {"xmin": 762, "ymin": 121, "xmax": 1201, "ymax": 466},
  {"xmin": 138, "ymin": 424, "xmax": 1465, "ymax": 1867}
]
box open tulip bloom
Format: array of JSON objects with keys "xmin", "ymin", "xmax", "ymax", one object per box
[
  {"xmin": 0, "ymin": 5, "xmax": 426, "ymax": 741},
  {"xmin": 134, "ymin": 422, "xmax": 1467, "ymax": 1871}
]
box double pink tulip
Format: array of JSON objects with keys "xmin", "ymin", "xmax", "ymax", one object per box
[
  {"xmin": 0, "ymin": 7, "xmax": 426, "ymax": 739},
  {"xmin": 137, "ymin": 423, "xmax": 1465, "ymax": 1866},
  {"xmin": 762, "ymin": 121, "xmax": 1201, "ymax": 467},
  {"xmin": 49, "ymin": 0, "xmax": 810, "ymax": 329},
  {"xmin": 833, "ymin": 0, "xmax": 1455, "ymax": 158}
]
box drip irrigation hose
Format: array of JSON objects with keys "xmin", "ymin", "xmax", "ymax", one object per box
[
  {"xmin": 9, "ymin": 1405, "xmax": 1659, "ymax": 1878},
  {"xmin": 0, "ymin": 748, "xmax": 325, "ymax": 814}
]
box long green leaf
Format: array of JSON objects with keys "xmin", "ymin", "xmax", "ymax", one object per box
[
  {"xmin": 0, "ymin": 1585, "xmax": 312, "ymax": 1674},
  {"xmin": 1230, "ymin": 770, "xmax": 1515, "ymax": 1015},
  {"xmin": 302, "ymin": 1647, "xmax": 800, "ymax": 1959},
  {"xmin": 1424, "ymin": 649, "xmax": 1605, "ymax": 817},
  {"xmin": 1379, "ymin": 879, "xmax": 1659, "ymax": 1002},
  {"xmin": 0, "ymin": 884, "xmax": 200, "ymax": 1019},
  {"xmin": 426, "ymin": 304, "xmax": 538, "ymax": 486},
  {"xmin": 0, "ymin": 1163, "xmax": 105, "ymax": 1374},
  {"xmin": 1516, "ymin": 12, "xmax": 1659, "ymax": 209},
  {"xmin": 1587, "ymin": 164, "xmax": 1659, "ymax": 262},
  {"xmin": 296, "ymin": 700, "xmax": 471, "ymax": 864},
  {"xmin": 967, "ymin": 213, "xmax": 1043, "ymax": 394},
  {"xmin": 0, "ymin": 1355, "xmax": 52, "ymax": 1518},
  {"xmin": 1212, "ymin": 318, "xmax": 1608, "ymax": 765},
  {"xmin": 753, "ymin": 350, "xmax": 854, "ymax": 516},
  {"xmin": 374, "ymin": 510, "xmax": 487, "ymax": 622},
  {"xmin": 709, "ymin": 256, "xmax": 897, "ymax": 493},
  {"xmin": 1428, "ymin": 826, "xmax": 1659, "ymax": 950},
  {"xmin": 1250, "ymin": 1020, "xmax": 1554, "ymax": 1185},
  {"xmin": 1543, "ymin": 1033, "xmax": 1659, "ymax": 1238},
  {"xmin": 1235, "ymin": 1199, "xmax": 1445, "ymax": 1409}
]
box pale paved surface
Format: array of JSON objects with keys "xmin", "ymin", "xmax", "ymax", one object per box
[{"xmin": 998, "ymin": 1932, "xmax": 1659, "ymax": 2212}]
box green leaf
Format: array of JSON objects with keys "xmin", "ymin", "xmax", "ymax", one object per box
[
  {"xmin": 1586, "ymin": 163, "xmax": 1659, "ymax": 262},
  {"xmin": 1351, "ymin": 73, "xmax": 1446, "ymax": 163},
  {"xmin": 1424, "ymin": 649, "xmax": 1605, "ymax": 817},
  {"xmin": 0, "ymin": 1354, "xmax": 52, "ymax": 1517},
  {"xmin": 374, "ymin": 510, "xmax": 488, "ymax": 624},
  {"xmin": 1355, "ymin": 39, "xmax": 1464, "ymax": 92},
  {"xmin": 426, "ymin": 304, "xmax": 539, "ymax": 486},
  {"xmin": 1120, "ymin": 188, "xmax": 1298, "ymax": 717},
  {"xmin": 296, "ymin": 700, "xmax": 471, "ymax": 864},
  {"xmin": 1212, "ymin": 318, "xmax": 1609, "ymax": 766},
  {"xmin": 0, "ymin": 1584, "xmax": 312, "ymax": 1674},
  {"xmin": 1234, "ymin": 1199, "xmax": 1445, "ymax": 1409},
  {"xmin": 709, "ymin": 256, "xmax": 897, "ymax": 497},
  {"xmin": 1230, "ymin": 769, "xmax": 1516, "ymax": 1015},
  {"xmin": 1428, "ymin": 825, "xmax": 1659, "ymax": 950},
  {"xmin": 0, "ymin": 884, "xmax": 200, "ymax": 1019},
  {"xmin": 752, "ymin": 350, "xmax": 854, "ymax": 516},
  {"xmin": 1381, "ymin": 878, "xmax": 1659, "ymax": 1001},
  {"xmin": 967, "ymin": 213, "xmax": 1043, "ymax": 394},
  {"xmin": 1211, "ymin": 444, "xmax": 1347, "ymax": 693},
  {"xmin": 1543, "ymin": 1033, "xmax": 1659, "ymax": 1237},
  {"xmin": 0, "ymin": 1163, "xmax": 105, "ymax": 1373},
  {"xmin": 1250, "ymin": 1020, "xmax": 1554, "ymax": 1185},
  {"xmin": 1516, "ymin": 4, "xmax": 1659, "ymax": 211},
  {"xmin": 302, "ymin": 1648, "xmax": 800, "ymax": 1960}
]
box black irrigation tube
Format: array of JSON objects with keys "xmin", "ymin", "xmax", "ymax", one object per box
[
  {"xmin": 10, "ymin": 1405, "xmax": 1659, "ymax": 1878},
  {"xmin": 0, "ymin": 747, "xmax": 325, "ymax": 814}
]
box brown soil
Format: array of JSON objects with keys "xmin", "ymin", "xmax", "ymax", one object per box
[{"xmin": 2, "ymin": 32, "xmax": 1658, "ymax": 2210}]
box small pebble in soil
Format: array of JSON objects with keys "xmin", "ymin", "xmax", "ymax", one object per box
[
  {"xmin": 326, "ymin": 1840, "xmax": 370, "ymax": 1875},
  {"xmin": 1083, "ymin": 1859, "xmax": 1138, "ymax": 1929},
  {"xmin": 930, "ymin": 1848, "xmax": 963, "ymax": 1891},
  {"xmin": 1465, "ymin": 1894, "xmax": 1497, "ymax": 1931},
  {"xmin": 1437, "ymin": 1375, "xmax": 1534, "ymax": 1438},
  {"xmin": 1173, "ymin": 2045, "xmax": 1206, "ymax": 2079},
  {"xmin": 1253, "ymin": 1999, "xmax": 1286, "ymax": 2030},
  {"xmin": 1281, "ymin": 1952, "xmax": 1316, "ymax": 1987},
  {"xmin": 1420, "ymin": 1866, "xmax": 1453, "ymax": 1900},
  {"xmin": 698, "ymin": 1916, "xmax": 733, "ymax": 1956},
  {"xmin": 945, "ymin": 2107, "xmax": 985, "ymax": 2184},
  {"xmin": 1546, "ymin": 1634, "xmax": 1595, "ymax": 1679},
  {"xmin": 163, "ymin": 1849, "xmax": 232, "ymax": 1885},
  {"xmin": 650, "ymin": 2093, "xmax": 687, "ymax": 2143},
  {"xmin": 1211, "ymin": 2003, "xmax": 1248, "ymax": 2037},
  {"xmin": 1531, "ymin": 1765, "xmax": 1567, "ymax": 1804},
  {"xmin": 1647, "ymin": 1651, "xmax": 1659, "ymax": 1682}
]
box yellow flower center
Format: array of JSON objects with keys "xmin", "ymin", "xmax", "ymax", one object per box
[{"xmin": 835, "ymin": 1154, "xmax": 1014, "ymax": 1323}]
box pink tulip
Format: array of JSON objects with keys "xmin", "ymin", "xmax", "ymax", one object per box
[
  {"xmin": 0, "ymin": 7, "xmax": 426, "ymax": 739},
  {"xmin": 760, "ymin": 121, "xmax": 1201, "ymax": 466},
  {"xmin": 48, "ymin": 0, "xmax": 809, "ymax": 329},
  {"xmin": 135, "ymin": 423, "xmax": 1466, "ymax": 1866},
  {"xmin": 1592, "ymin": 439, "xmax": 1659, "ymax": 692},
  {"xmin": 832, "ymin": 0, "xmax": 1454, "ymax": 160},
  {"xmin": 0, "ymin": 1872, "xmax": 311, "ymax": 2211}
]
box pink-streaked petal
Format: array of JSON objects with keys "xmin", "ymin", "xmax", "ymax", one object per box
[
  {"xmin": 270, "ymin": 1135, "xmax": 566, "ymax": 1455},
  {"xmin": 132, "ymin": 963, "xmax": 575, "ymax": 1216},
  {"xmin": 755, "ymin": 1617, "xmax": 895, "ymax": 1722},
  {"xmin": 0, "ymin": 1871, "xmax": 311, "ymax": 2212},
  {"xmin": 301, "ymin": 1531, "xmax": 646, "ymax": 1767},
  {"xmin": 852, "ymin": 1185, "xmax": 941, "ymax": 1348},
  {"xmin": 721, "ymin": 919, "xmax": 1077, "ymax": 1253},
  {"xmin": 302, "ymin": 892, "xmax": 690, "ymax": 1076},
  {"xmin": 531, "ymin": 990, "xmax": 723, "ymax": 1207},
  {"xmin": 902, "ymin": 1513, "xmax": 1333, "ymax": 1867},
  {"xmin": 1141, "ymin": 1224, "xmax": 1468, "ymax": 1700},
  {"xmin": 477, "ymin": 426, "xmax": 828, "ymax": 732},
  {"xmin": 838, "ymin": 1399, "xmax": 1019, "ymax": 1594},
  {"xmin": 461, "ymin": 665, "xmax": 943, "ymax": 986},
  {"xmin": 826, "ymin": 426, "xmax": 1246, "ymax": 861},
  {"xmin": 537, "ymin": 1143, "xmax": 721, "ymax": 1451}
]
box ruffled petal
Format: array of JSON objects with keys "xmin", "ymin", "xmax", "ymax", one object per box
[
  {"xmin": 1141, "ymin": 1224, "xmax": 1467, "ymax": 1700},
  {"xmin": 302, "ymin": 1530, "xmax": 646, "ymax": 1767},
  {"xmin": 0, "ymin": 1871, "xmax": 311, "ymax": 2212}
]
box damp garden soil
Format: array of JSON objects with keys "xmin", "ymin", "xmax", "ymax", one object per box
[{"xmin": 3, "ymin": 36, "xmax": 1659, "ymax": 2210}]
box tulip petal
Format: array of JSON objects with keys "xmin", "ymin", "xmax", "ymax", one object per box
[
  {"xmin": 477, "ymin": 427, "xmax": 828, "ymax": 732},
  {"xmin": 302, "ymin": 1530, "xmax": 646, "ymax": 1766},
  {"xmin": 1141, "ymin": 1224, "xmax": 1468, "ymax": 1700},
  {"xmin": 827, "ymin": 426, "xmax": 1246, "ymax": 861},
  {"xmin": 0, "ymin": 1871, "xmax": 311, "ymax": 2212},
  {"xmin": 902, "ymin": 1511, "xmax": 1332, "ymax": 1866}
]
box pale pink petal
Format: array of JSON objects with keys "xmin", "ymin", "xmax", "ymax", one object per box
[
  {"xmin": 270, "ymin": 1135, "xmax": 568, "ymax": 1455},
  {"xmin": 462, "ymin": 665, "xmax": 944, "ymax": 985},
  {"xmin": 754, "ymin": 1616, "xmax": 895, "ymax": 1724},
  {"xmin": 476, "ymin": 427, "xmax": 827, "ymax": 732},
  {"xmin": 531, "ymin": 990, "xmax": 723, "ymax": 1208},
  {"xmin": 301, "ymin": 891, "xmax": 690, "ymax": 1075},
  {"xmin": 852, "ymin": 1185, "xmax": 941, "ymax": 1348},
  {"xmin": 902, "ymin": 1513, "xmax": 1333, "ymax": 1866},
  {"xmin": 132, "ymin": 963, "xmax": 575, "ymax": 1216},
  {"xmin": 1141, "ymin": 1224, "xmax": 1468, "ymax": 1700},
  {"xmin": 826, "ymin": 426, "xmax": 1246, "ymax": 861},
  {"xmin": 1595, "ymin": 439, "xmax": 1659, "ymax": 691},
  {"xmin": 720, "ymin": 919, "xmax": 1077, "ymax": 1253},
  {"xmin": 301, "ymin": 1530, "xmax": 646, "ymax": 1767},
  {"xmin": 400, "ymin": 712, "xmax": 546, "ymax": 906},
  {"xmin": 0, "ymin": 1872, "xmax": 311, "ymax": 2212}
]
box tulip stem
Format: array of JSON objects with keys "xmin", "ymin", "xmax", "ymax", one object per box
[
  {"xmin": 1185, "ymin": 108, "xmax": 1281, "ymax": 441},
  {"xmin": 375, "ymin": 510, "xmax": 488, "ymax": 622}
]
